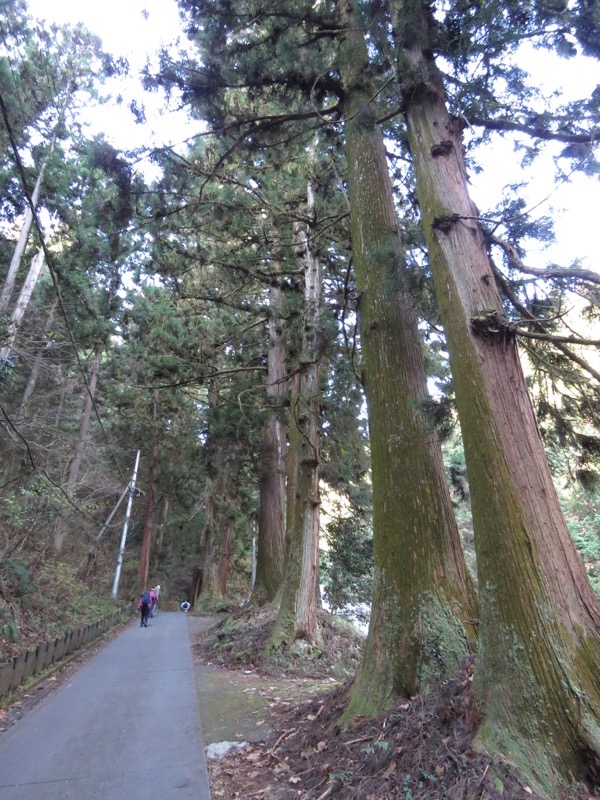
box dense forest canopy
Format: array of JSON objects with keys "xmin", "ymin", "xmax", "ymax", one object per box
[{"xmin": 1, "ymin": 0, "xmax": 600, "ymax": 794}]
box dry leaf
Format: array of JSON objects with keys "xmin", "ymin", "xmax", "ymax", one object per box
[
  {"xmin": 383, "ymin": 761, "xmax": 397, "ymax": 777},
  {"xmin": 317, "ymin": 741, "xmax": 327, "ymax": 751},
  {"xmin": 289, "ymin": 776, "xmax": 301, "ymax": 784},
  {"xmin": 524, "ymin": 787, "xmax": 533, "ymax": 795},
  {"xmin": 435, "ymin": 765, "xmax": 445, "ymax": 777}
]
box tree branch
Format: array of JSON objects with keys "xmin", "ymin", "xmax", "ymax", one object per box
[
  {"xmin": 489, "ymin": 234, "xmax": 600, "ymax": 287},
  {"xmin": 491, "ymin": 262, "xmax": 600, "ymax": 383},
  {"xmin": 464, "ymin": 115, "xmax": 600, "ymax": 145}
]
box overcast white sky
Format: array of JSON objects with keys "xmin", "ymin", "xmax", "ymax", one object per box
[
  {"xmin": 28, "ymin": 0, "xmax": 182, "ymax": 64},
  {"xmin": 25, "ymin": 0, "xmax": 600, "ymax": 275},
  {"xmin": 27, "ymin": 0, "xmax": 198, "ymax": 161}
]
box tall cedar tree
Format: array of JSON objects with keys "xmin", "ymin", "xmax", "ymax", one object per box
[
  {"xmin": 254, "ymin": 282, "xmax": 288, "ymax": 602},
  {"xmin": 269, "ymin": 183, "xmax": 323, "ymax": 649},
  {"xmin": 388, "ymin": 0, "xmax": 600, "ymax": 791},
  {"xmin": 335, "ymin": 0, "xmax": 476, "ymax": 714}
]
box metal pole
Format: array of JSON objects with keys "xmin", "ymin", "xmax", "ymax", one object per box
[
  {"xmin": 95, "ymin": 484, "xmax": 129, "ymax": 545},
  {"xmin": 111, "ymin": 450, "xmax": 141, "ymax": 600},
  {"xmin": 251, "ymin": 524, "xmax": 257, "ymax": 590}
]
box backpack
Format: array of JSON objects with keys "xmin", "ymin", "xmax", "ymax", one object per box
[{"xmin": 141, "ymin": 591, "xmax": 151, "ymax": 605}]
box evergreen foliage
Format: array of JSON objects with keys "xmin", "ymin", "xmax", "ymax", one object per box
[{"xmin": 321, "ymin": 514, "xmax": 373, "ymax": 625}]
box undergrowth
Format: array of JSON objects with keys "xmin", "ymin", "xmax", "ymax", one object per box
[
  {"xmin": 0, "ymin": 559, "xmax": 120, "ymax": 661},
  {"xmin": 193, "ymin": 603, "xmax": 364, "ymax": 680}
]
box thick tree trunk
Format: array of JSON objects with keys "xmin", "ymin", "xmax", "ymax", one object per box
[
  {"xmin": 270, "ymin": 187, "xmax": 322, "ymax": 650},
  {"xmin": 198, "ymin": 479, "xmax": 222, "ymax": 600},
  {"xmin": 284, "ymin": 370, "xmax": 301, "ymax": 560},
  {"xmin": 395, "ymin": 2, "xmax": 600, "ymax": 791},
  {"xmin": 198, "ymin": 536, "xmax": 221, "ymax": 597},
  {"xmin": 255, "ymin": 285, "xmax": 288, "ymax": 602},
  {"xmin": 199, "ymin": 464, "xmax": 240, "ymax": 599},
  {"xmin": 336, "ymin": 0, "xmax": 477, "ymax": 720}
]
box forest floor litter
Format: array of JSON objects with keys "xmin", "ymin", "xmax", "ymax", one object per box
[{"xmin": 192, "ymin": 606, "xmax": 597, "ymax": 800}]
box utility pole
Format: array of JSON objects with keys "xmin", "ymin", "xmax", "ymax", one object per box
[
  {"xmin": 251, "ymin": 523, "xmax": 257, "ymax": 590},
  {"xmin": 111, "ymin": 450, "xmax": 141, "ymax": 600}
]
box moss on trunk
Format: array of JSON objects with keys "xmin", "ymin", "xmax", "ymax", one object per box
[
  {"xmin": 255, "ymin": 285, "xmax": 287, "ymax": 602},
  {"xmin": 395, "ymin": 1, "xmax": 600, "ymax": 791},
  {"xmin": 269, "ymin": 188, "xmax": 322, "ymax": 652},
  {"xmin": 336, "ymin": 0, "xmax": 477, "ymax": 724}
]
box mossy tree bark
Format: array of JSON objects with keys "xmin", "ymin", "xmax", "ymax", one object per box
[
  {"xmin": 217, "ymin": 488, "xmax": 236, "ymax": 594},
  {"xmin": 255, "ymin": 284, "xmax": 288, "ymax": 603},
  {"xmin": 269, "ymin": 185, "xmax": 322, "ymax": 650},
  {"xmin": 336, "ymin": 0, "xmax": 477, "ymax": 722},
  {"xmin": 393, "ymin": 2, "xmax": 600, "ymax": 791}
]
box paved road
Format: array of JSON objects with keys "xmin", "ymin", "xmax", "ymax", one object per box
[{"xmin": 0, "ymin": 612, "xmax": 211, "ymax": 799}]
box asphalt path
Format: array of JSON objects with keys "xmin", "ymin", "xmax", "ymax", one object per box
[{"xmin": 0, "ymin": 612, "xmax": 211, "ymax": 799}]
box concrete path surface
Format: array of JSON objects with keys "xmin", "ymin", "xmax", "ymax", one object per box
[{"xmin": 0, "ymin": 612, "xmax": 211, "ymax": 799}]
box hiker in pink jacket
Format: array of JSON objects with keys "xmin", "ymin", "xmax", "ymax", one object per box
[{"xmin": 149, "ymin": 588, "xmax": 157, "ymax": 618}]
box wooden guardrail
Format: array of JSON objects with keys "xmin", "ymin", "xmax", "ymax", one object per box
[{"xmin": 0, "ymin": 604, "xmax": 135, "ymax": 699}]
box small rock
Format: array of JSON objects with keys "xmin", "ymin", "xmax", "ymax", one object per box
[
  {"xmin": 289, "ymin": 640, "xmax": 309, "ymax": 656},
  {"xmin": 205, "ymin": 741, "xmax": 249, "ymax": 760}
]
